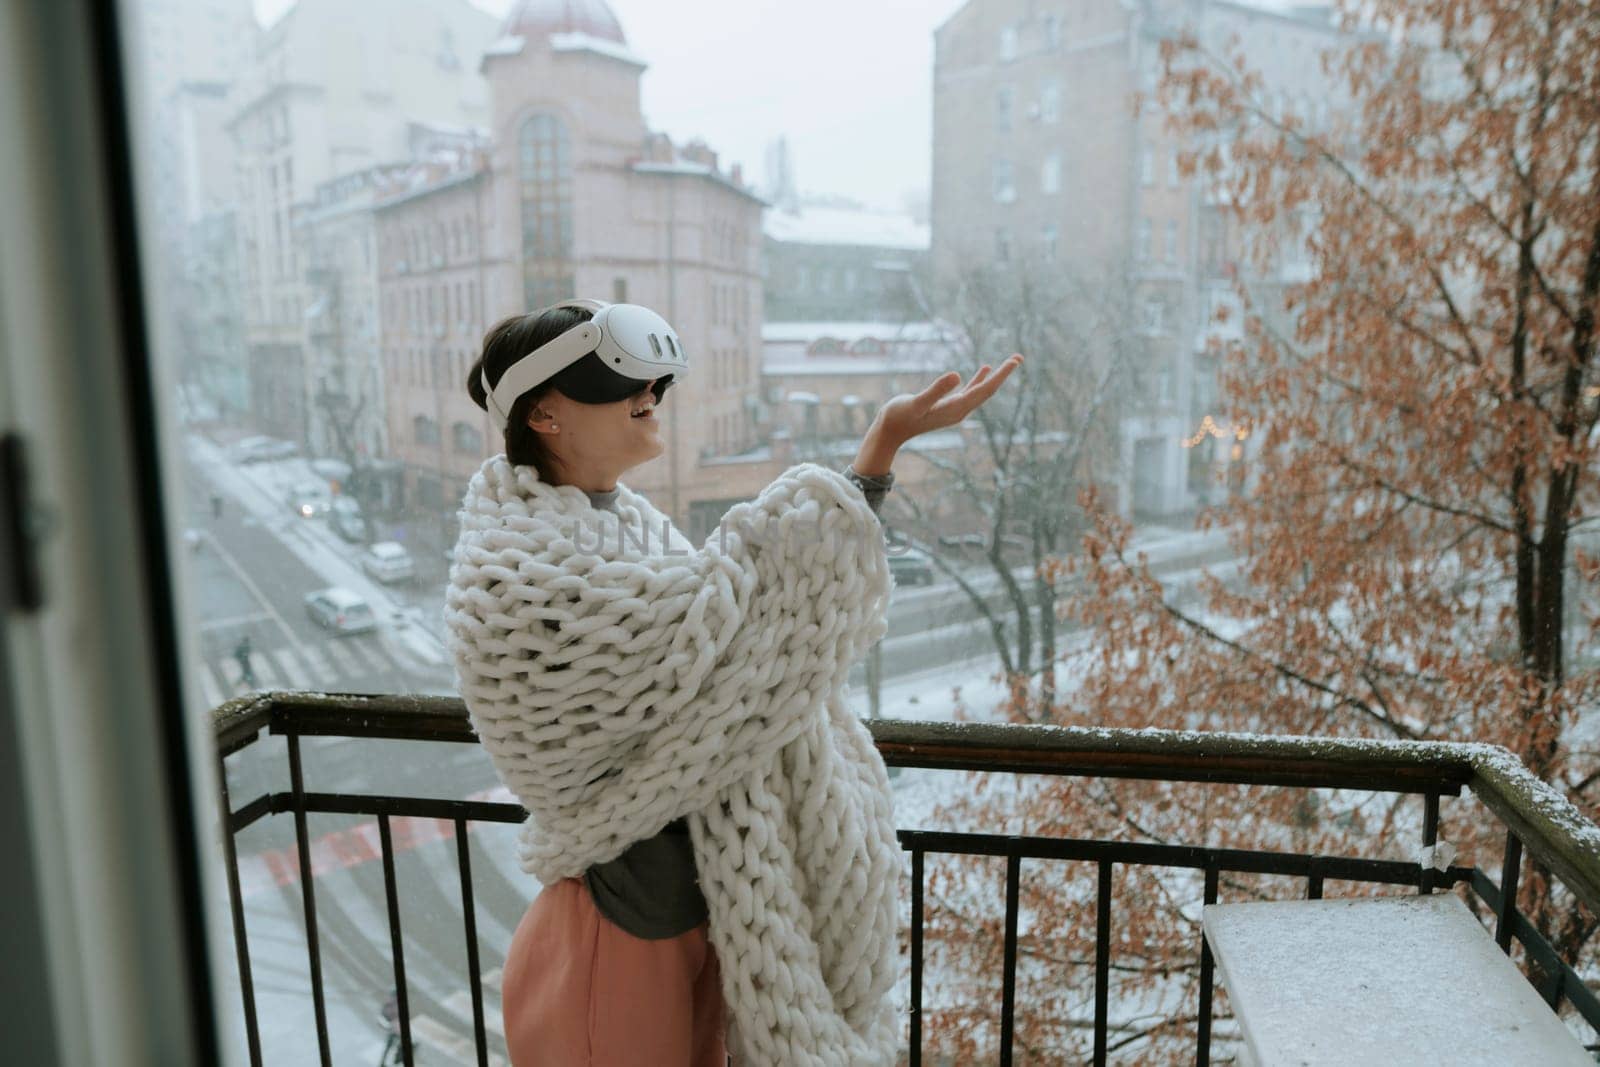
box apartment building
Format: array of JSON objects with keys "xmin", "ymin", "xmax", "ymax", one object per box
[{"xmin": 932, "ymin": 0, "xmax": 1352, "ymax": 516}]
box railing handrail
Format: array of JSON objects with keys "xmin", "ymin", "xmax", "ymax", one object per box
[{"xmin": 209, "ymin": 690, "xmax": 1600, "ymax": 917}]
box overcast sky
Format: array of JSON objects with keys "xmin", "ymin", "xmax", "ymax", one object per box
[{"xmin": 253, "ymin": 0, "xmax": 969, "ymax": 212}]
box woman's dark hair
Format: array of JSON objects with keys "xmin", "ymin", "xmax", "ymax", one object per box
[{"xmin": 467, "ymin": 305, "xmax": 593, "ymax": 482}]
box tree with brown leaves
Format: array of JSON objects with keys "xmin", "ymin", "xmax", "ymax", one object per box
[{"xmin": 917, "ymin": 1, "xmax": 1600, "ymax": 1061}]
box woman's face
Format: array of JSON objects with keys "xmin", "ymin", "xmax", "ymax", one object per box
[{"xmin": 527, "ymin": 378, "xmax": 667, "ymax": 478}]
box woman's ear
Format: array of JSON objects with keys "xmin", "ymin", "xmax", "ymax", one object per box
[{"xmin": 527, "ymin": 406, "xmax": 559, "ymax": 433}]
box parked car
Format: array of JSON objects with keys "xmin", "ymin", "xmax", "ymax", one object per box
[
  {"xmin": 329, "ymin": 496, "xmax": 366, "ymax": 542},
  {"xmin": 303, "ymin": 587, "xmax": 377, "ymax": 634},
  {"xmin": 229, "ymin": 435, "xmax": 298, "ymax": 464},
  {"xmin": 361, "ymin": 541, "xmax": 416, "ymax": 584},
  {"xmin": 887, "ymin": 547, "xmax": 935, "ymax": 587},
  {"xmin": 286, "ymin": 480, "xmax": 331, "ymax": 518}
]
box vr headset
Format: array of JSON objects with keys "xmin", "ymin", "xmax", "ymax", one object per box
[{"xmin": 483, "ymin": 298, "xmax": 688, "ymax": 434}]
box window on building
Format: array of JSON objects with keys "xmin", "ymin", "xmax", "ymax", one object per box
[
  {"xmin": 1040, "ymin": 224, "xmax": 1058, "ymax": 264},
  {"xmin": 613, "ymin": 277, "xmax": 628, "ymax": 303},
  {"xmin": 414, "ymin": 414, "xmax": 439, "ymax": 445},
  {"xmin": 996, "ymin": 86, "xmax": 1014, "ymax": 132},
  {"xmin": 1140, "ymin": 143, "xmax": 1155, "ymax": 186},
  {"xmin": 999, "ymin": 25, "xmax": 1018, "ymax": 62},
  {"xmin": 1040, "ymin": 79, "xmax": 1060, "ymax": 124},
  {"xmin": 452, "ymin": 421, "xmax": 482, "ymax": 454},
  {"xmin": 1041, "ymin": 152, "xmax": 1061, "ymax": 195},
  {"xmin": 1141, "ymin": 298, "xmax": 1165, "ymax": 335},
  {"xmin": 518, "ymin": 113, "xmax": 575, "ymax": 310},
  {"xmin": 1168, "ymin": 148, "xmax": 1181, "ymax": 187},
  {"xmin": 1136, "ymin": 217, "xmax": 1152, "ymax": 261},
  {"xmin": 1043, "ymin": 13, "xmax": 1061, "ymax": 50},
  {"xmin": 1165, "ymin": 219, "xmax": 1179, "ymax": 263},
  {"xmin": 995, "ymin": 227, "xmax": 1012, "ymax": 262},
  {"xmin": 993, "ymin": 158, "xmax": 1016, "ymax": 203}
]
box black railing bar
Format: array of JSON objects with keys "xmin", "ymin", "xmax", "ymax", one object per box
[
  {"xmin": 378, "ymin": 815, "xmax": 415, "ymax": 1066},
  {"xmin": 1093, "ymin": 860, "xmax": 1112, "ymax": 1067},
  {"xmin": 895, "ymin": 829, "xmax": 1468, "ymax": 887},
  {"xmin": 1468, "ymin": 755, "xmax": 1600, "ymax": 924},
  {"xmin": 211, "ymin": 693, "xmax": 273, "ymax": 755},
  {"xmin": 1496, "ymin": 831, "xmax": 1523, "ymax": 953},
  {"xmin": 285, "ymin": 734, "xmax": 332, "ymax": 1067},
  {"xmin": 455, "ymin": 818, "xmax": 489, "ymax": 1067},
  {"xmin": 266, "ymin": 693, "xmax": 480, "ymax": 745},
  {"xmin": 229, "ymin": 700, "xmax": 1481, "ymax": 794},
  {"xmin": 228, "ymin": 791, "xmax": 274, "ymax": 835},
  {"xmin": 1307, "ymin": 855, "xmax": 1325, "ymax": 900},
  {"xmin": 216, "ymin": 749, "xmax": 263, "ymax": 1067},
  {"xmin": 1420, "ymin": 792, "xmax": 1440, "ymax": 895},
  {"xmin": 1197, "ymin": 862, "xmax": 1219, "ymax": 1067},
  {"xmin": 258, "ymin": 791, "xmax": 527, "ymax": 825},
  {"xmin": 1467, "ymin": 868, "xmax": 1600, "ymax": 1031},
  {"xmin": 999, "ymin": 853, "xmax": 1020, "ymax": 1067},
  {"xmin": 910, "ymin": 848, "xmax": 924, "ymax": 1067}
]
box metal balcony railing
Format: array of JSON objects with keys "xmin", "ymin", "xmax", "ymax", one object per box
[{"xmin": 211, "ymin": 692, "xmax": 1600, "ymax": 1066}]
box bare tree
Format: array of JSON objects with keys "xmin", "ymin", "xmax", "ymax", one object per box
[{"xmin": 897, "ymin": 252, "xmax": 1152, "ymax": 708}]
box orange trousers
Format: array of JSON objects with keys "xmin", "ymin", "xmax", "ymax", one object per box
[{"xmin": 501, "ymin": 876, "xmax": 729, "ymax": 1067}]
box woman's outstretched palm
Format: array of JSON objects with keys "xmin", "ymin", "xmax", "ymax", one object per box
[{"xmin": 876, "ymin": 353, "xmax": 1024, "ymax": 445}]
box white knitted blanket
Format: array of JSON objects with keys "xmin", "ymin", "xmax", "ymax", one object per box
[{"xmin": 444, "ymin": 456, "xmax": 903, "ymax": 1066}]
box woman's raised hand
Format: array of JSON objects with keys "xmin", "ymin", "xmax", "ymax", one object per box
[
  {"xmin": 850, "ymin": 353, "xmax": 1024, "ymax": 477},
  {"xmin": 875, "ymin": 353, "xmax": 1024, "ymax": 448}
]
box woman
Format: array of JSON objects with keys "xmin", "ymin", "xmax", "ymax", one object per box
[{"xmin": 445, "ymin": 300, "xmax": 1022, "ymax": 1066}]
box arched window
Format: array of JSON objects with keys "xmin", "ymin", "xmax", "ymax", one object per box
[
  {"xmin": 413, "ymin": 415, "xmax": 438, "ymax": 445},
  {"xmin": 452, "ymin": 421, "xmax": 482, "ymax": 454},
  {"xmin": 519, "ymin": 113, "xmax": 575, "ymax": 309}
]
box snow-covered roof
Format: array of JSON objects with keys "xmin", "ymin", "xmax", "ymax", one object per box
[
  {"xmin": 764, "ymin": 349, "xmax": 958, "ymax": 376},
  {"xmin": 762, "ymin": 321, "xmax": 954, "ymax": 344},
  {"xmin": 633, "ymin": 161, "xmax": 716, "ymax": 177},
  {"xmin": 764, "ymin": 205, "xmax": 930, "ymax": 250},
  {"xmin": 484, "ymin": 35, "xmax": 526, "ymax": 57},
  {"xmin": 549, "ymin": 31, "xmax": 646, "ymax": 67}
]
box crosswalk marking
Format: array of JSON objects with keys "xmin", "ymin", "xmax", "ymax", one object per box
[
  {"xmin": 343, "ymin": 637, "xmax": 388, "ymax": 673},
  {"xmin": 320, "ymin": 639, "xmax": 358, "ymax": 674},
  {"xmin": 412, "ymin": 1014, "xmax": 508, "ymax": 1067},
  {"xmin": 442, "ymin": 991, "xmax": 506, "ymax": 1040},
  {"xmin": 297, "ymin": 643, "xmax": 334, "ymax": 683},
  {"xmin": 196, "ymin": 663, "xmax": 225, "ymax": 710},
  {"xmin": 270, "ymin": 647, "xmax": 311, "ymax": 688}
]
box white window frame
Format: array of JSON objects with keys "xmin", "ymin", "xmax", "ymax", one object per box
[
  {"xmin": 993, "ymin": 158, "xmax": 1017, "ymax": 204},
  {"xmin": 1041, "ymin": 152, "xmax": 1061, "ymax": 195}
]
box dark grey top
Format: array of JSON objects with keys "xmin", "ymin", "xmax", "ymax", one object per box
[{"xmin": 577, "ymin": 464, "xmax": 892, "ymax": 939}]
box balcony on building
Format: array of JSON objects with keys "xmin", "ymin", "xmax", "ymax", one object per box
[{"xmin": 212, "ymin": 691, "xmax": 1600, "ymax": 1066}]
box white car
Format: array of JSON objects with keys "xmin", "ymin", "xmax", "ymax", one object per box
[
  {"xmin": 303, "ymin": 587, "xmax": 377, "ymax": 634},
  {"xmin": 229, "ymin": 436, "xmax": 298, "ymax": 464},
  {"xmin": 361, "ymin": 541, "xmax": 416, "ymax": 584},
  {"xmin": 286, "ymin": 481, "xmax": 332, "ymax": 518}
]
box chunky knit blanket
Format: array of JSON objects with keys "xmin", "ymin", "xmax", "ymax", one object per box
[{"xmin": 444, "ymin": 456, "xmax": 903, "ymax": 1066}]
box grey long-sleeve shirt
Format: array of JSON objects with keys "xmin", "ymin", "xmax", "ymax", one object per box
[{"xmin": 578, "ymin": 464, "xmax": 894, "ymax": 939}]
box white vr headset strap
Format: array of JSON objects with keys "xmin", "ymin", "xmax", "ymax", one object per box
[{"xmin": 484, "ymin": 321, "xmax": 603, "ymax": 434}]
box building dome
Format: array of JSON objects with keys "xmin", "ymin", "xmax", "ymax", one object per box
[{"xmin": 503, "ymin": 0, "xmax": 627, "ymax": 45}]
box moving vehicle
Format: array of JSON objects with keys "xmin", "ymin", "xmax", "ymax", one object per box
[
  {"xmin": 286, "ymin": 481, "xmax": 332, "ymax": 518},
  {"xmin": 303, "ymin": 587, "xmax": 378, "ymax": 634},
  {"xmin": 360, "ymin": 541, "xmax": 416, "ymax": 584},
  {"xmin": 229, "ymin": 435, "xmax": 298, "ymax": 464},
  {"xmin": 330, "ymin": 496, "xmax": 365, "ymax": 541},
  {"xmin": 887, "ymin": 546, "xmax": 936, "ymax": 587}
]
